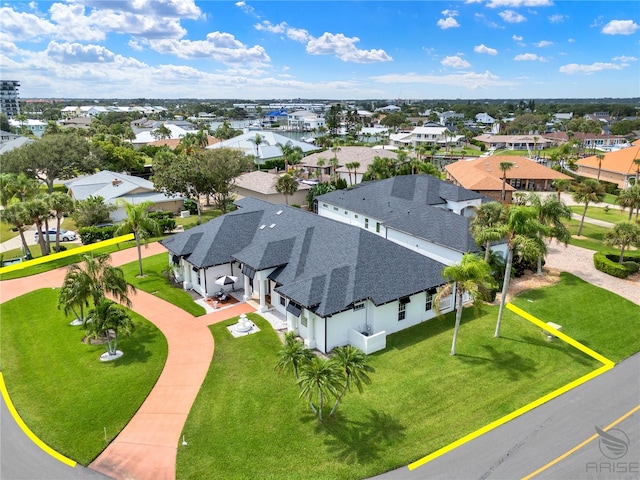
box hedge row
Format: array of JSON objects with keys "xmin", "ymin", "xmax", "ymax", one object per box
[
  {"xmin": 78, "ymin": 226, "xmax": 118, "ymax": 245},
  {"xmin": 593, "ymin": 251, "xmax": 640, "ymax": 278}
]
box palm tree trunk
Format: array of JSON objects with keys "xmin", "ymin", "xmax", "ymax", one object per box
[
  {"xmin": 577, "ymin": 202, "xmax": 589, "ymax": 236},
  {"xmin": 484, "ymin": 241, "xmax": 491, "ymax": 262},
  {"xmin": 330, "ymin": 381, "xmax": 349, "ymax": 416},
  {"xmin": 619, "ymin": 246, "xmax": 626, "ymax": 263},
  {"xmin": 318, "ymin": 388, "xmax": 324, "ymax": 421},
  {"xmin": 18, "ymin": 229, "xmax": 32, "ymax": 259},
  {"xmin": 495, "ymin": 246, "xmax": 513, "ymax": 338},
  {"xmin": 451, "ymin": 291, "xmax": 463, "ymax": 356},
  {"xmin": 135, "ymin": 232, "xmax": 143, "ymax": 276}
]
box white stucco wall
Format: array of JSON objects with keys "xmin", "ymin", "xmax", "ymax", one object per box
[{"xmin": 386, "ymin": 228, "xmax": 462, "ymax": 266}]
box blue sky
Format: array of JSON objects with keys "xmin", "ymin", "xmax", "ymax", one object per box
[{"xmin": 1, "ymin": 0, "xmax": 639, "ymax": 100}]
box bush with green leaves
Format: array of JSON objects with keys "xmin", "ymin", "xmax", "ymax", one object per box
[
  {"xmin": 78, "ymin": 225, "xmax": 117, "ymax": 245},
  {"xmin": 593, "ymin": 252, "xmax": 640, "ymax": 278},
  {"xmin": 148, "ymin": 211, "xmax": 176, "ymax": 233}
]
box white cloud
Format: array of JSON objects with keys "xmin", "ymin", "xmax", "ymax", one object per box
[
  {"xmin": 512, "ymin": 34, "xmax": 524, "ymax": 41},
  {"xmin": 254, "ymin": 21, "xmax": 310, "ymax": 43},
  {"xmin": 612, "ymin": 55, "xmax": 637, "ymax": 62},
  {"xmin": 441, "ymin": 9, "xmax": 459, "ymax": 17},
  {"xmin": 286, "ymin": 27, "xmax": 311, "ymax": 43},
  {"xmin": 602, "ymin": 20, "xmax": 640, "ymax": 35},
  {"xmin": 235, "ymin": 1, "xmax": 257, "ymax": 17},
  {"xmin": 514, "ymin": 53, "xmax": 544, "ymax": 61},
  {"xmin": 46, "ymin": 41, "xmax": 116, "ymax": 63},
  {"xmin": 500, "ymin": 10, "xmax": 526, "ymax": 23},
  {"xmin": 559, "ymin": 62, "xmax": 627, "ymax": 74},
  {"xmin": 306, "ymin": 33, "xmax": 392, "ymax": 63},
  {"xmin": 128, "ymin": 39, "xmax": 143, "ymax": 51},
  {"xmin": 0, "ymin": 6, "xmax": 56, "ymax": 41},
  {"xmin": 441, "ymin": 56, "xmax": 471, "ymax": 68},
  {"xmin": 254, "ymin": 21, "xmax": 286, "ymax": 34},
  {"xmin": 535, "ymin": 40, "xmax": 553, "ymax": 47},
  {"xmin": 372, "ymin": 70, "xmax": 517, "ymax": 90},
  {"xmin": 148, "ymin": 33, "xmax": 271, "ymax": 65},
  {"xmin": 486, "ymin": 0, "xmax": 552, "ymax": 7},
  {"xmin": 549, "ymin": 14, "xmax": 566, "ymax": 23},
  {"xmin": 474, "ymin": 44, "xmax": 498, "ymax": 55},
  {"xmin": 568, "ymin": 38, "xmax": 575, "ymax": 43},
  {"xmin": 437, "ymin": 17, "xmax": 460, "ymax": 29}
]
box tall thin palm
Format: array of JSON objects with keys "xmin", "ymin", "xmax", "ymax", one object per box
[
  {"xmin": 84, "ymin": 299, "xmax": 135, "ymax": 356},
  {"xmin": 329, "ymin": 346, "xmax": 374, "ymax": 415},
  {"xmin": 297, "ymin": 356, "xmax": 342, "ymax": 421},
  {"xmin": 572, "ymin": 179, "xmax": 606, "ymax": 236},
  {"xmin": 616, "ymin": 185, "xmax": 640, "ymax": 221},
  {"xmin": 48, "ymin": 192, "xmax": 74, "ymax": 252},
  {"xmin": 250, "ymin": 133, "xmax": 265, "ymax": 159},
  {"xmin": 492, "ymin": 206, "xmax": 548, "ymax": 337},
  {"xmin": 596, "ymin": 154, "xmax": 605, "ymax": 181},
  {"xmin": 434, "ymin": 254, "xmax": 494, "ymax": 355},
  {"xmin": 551, "ymin": 178, "xmax": 570, "ymax": 201},
  {"xmin": 499, "ymin": 161, "xmax": 514, "ymax": 202},
  {"xmin": 470, "ymin": 202, "xmax": 506, "ymax": 262},
  {"xmin": 603, "ymin": 222, "xmax": 640, "ymax": 264},
  {"xmin": 115, "ymin": 199, "xmax": 161, "ymax": 276},
  {"xmin": 0, "ymin": 203, "xmax": 33, "ymax": 259},
  {"xmin": 275, "ymin": 174, "xmax": 299, "ymax": 205}
]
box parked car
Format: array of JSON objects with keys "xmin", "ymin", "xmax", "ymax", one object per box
[{"xmin": 34, "ymin": 228, "xmax": 77, "ymax": 242}]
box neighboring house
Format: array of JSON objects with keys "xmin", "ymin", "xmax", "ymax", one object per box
[
  {"xmin": 315, "ymin": 175, "xmax": 501, "ymax": 265},
  {"xmin": 234, "ymin": 171, "xmax": 311, "ymax": 206},
  {"xmin": 263, "ymin": 108, "xmax": 289, "ymax": 127},
  {"xmin": 389, "ymin": 126, "xmax": 460, "ymax": 149},
  {"xmin": 552, "ymin": 113, "xmax": 573, "ymax": 123},
  {"xmin": 375, "ymin": 105, "xmax": 402, "ymax": 113},
  {"xmin": 130, "ymin": 123, "xmax": 196, "ymax": 146},
  {"xmin": 475, "ymin": 113, "xmax": 496, "ymax": 125},
  {"xmin": 0, "ymin": 135, "xmax": 32, "ymax": 155},
  {"xmin": 160, "ymin": 197, "xmax": 454, "ymax": 354},
  {"xmin": 207, "ymin": 131, "xmax": 316, "ymax": 164},
  {"xmin": 576, "ymin": 146, "xmax": 640, "ymax": 188},
  {"xmin": 287, "ymin": 110, "xmax": 325, "ymax": 131},
  {"xmin": 8, "ymin": 119, "xmax": 47, "ymax": 138},
  {"xmin": 445, "ymin": 156, "xmax": 572, "ymax": 202},
  {"xmin": 439, "ymin": 111, "xmax": 465, "ymax": 126},
  {"xmin": 300, "ymin": 146, "xmax": 398, "ymax": 184},
  {"xmin": 65, "ymin": 170, "xmax": 183, "ymax": 222},
  {"xmin": 474, "ymin": 134, "xmax": 551, "ymax": 152},
  {"xmin": 543, "ymin": 132, "xmax": 629, "ymax": 150}
]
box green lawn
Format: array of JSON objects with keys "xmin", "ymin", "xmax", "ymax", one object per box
[
  {"xmin": 570, "ymin": 205, "xmax": 630, "ymax": 224},
  {"xmin": 603, "ymin": 193, "xmax": 618, "ymax": 205},
  {"xmin": 0, "ymin": 288, "xmax": 168, "ymax": 465},
  {"xmin": 121, "ymin": 253, "xmax": 206, "ymax": 317},
  {"xmin": 566, "ymin": 218, "xmax": 618, "ymax": 252},
  {"xmin": 0, "ymin": 221, "xmax": 20, "ymax": 243},
  {"xmin": 174, "ymin": 208, "xmax": 221, "ymax": 230},
  {"xmin": 177, "ymin": 272, "xmax": 638, "ymax": 479}
]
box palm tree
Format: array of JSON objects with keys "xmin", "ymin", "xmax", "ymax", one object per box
[
  {"xmin": 470, "ymin": 201, "xmax": 506, "ymax": 262},
  {"xmin": 84, "ymin": 299, "xmax": 135, "ymax": 358},
  {"xmin": 604, "ymin": 222, "xmax": 640, "ymax": 263},
  {"xmin": 275, "ymin": 174, "xmax": 299, "ymax": 205},
  {"xmin": 596, "ymin": 153, "xmax": 605, "ymax": 181},
  {"xmin": 525, "ymin": 193, "xmax": 572, "ymax": 275},
  {"xmin": 616, "ymin": 185, "xmax": 640, "ymax": 221},
  {"xmin": 499, "ymin": 161, "xmax": 514, "ymax": 202},
  {"xmin": 48, "ymin": 192, "xmax": 74, "ymax": 252},
  {"xmin": 59, "ymin": 253, "xmax": 135, "ymax": 323},
  {"xmin": 25, "ymin": 197, "xmax": 51, "ymax": 255},
  {"xmin": 297, "ymin": 356, "xmax": 343, "ymax": 421},
  {"xmin": 572, "ymin": 179, "xmax": 606, "ymax": 236},
  {"xmin": 329, "ymin": 345, "xmax": 374, "ymax": 416},
  {"xmin": 274, "ymin": 331, "xmax": 314, "ymax": 384},
  {"xmin": 250, "ymin": 133, "xmax": 266, "ymax": 160},
  {"xmin": 115, "ymin": 199, "xmax": 161, "ymax": 277},
  {"xmin": 551, "ymin": 178, "xmax": 570, "ymax": 201},
  {"xmin": 634, "ymin": 157, "xmax": 640, "ymax": 185},
  {"xmin": 0, "ymin": 203, "xmax": 33, "ymax": 259},
  {"xmin": 493, "ymin": 206, "xmax": 547, "ymax": 338},
  {"xmin": 434, "ymin": 254, "xmax": 494, "ymax": 356},
  {"xmin": 315, "ymin": 158, "xmax": 326, "ymax": 180}
]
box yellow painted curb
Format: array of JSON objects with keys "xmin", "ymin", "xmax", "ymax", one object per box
[
  {"xmin": 408, "ymin": 302, "xmax": 615, "ymax": 471},
  {"xmin": 0, "ymin": 372, "xmax": 77, "ymax": 468},
  {"xmin": 0, "ymin": 234, "xmax": 135, "ymax": 274}
]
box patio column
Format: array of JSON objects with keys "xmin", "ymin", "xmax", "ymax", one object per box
[
  {"xmin": 258, "ymin": 279, "xmax": 267, "ymax": 313},
  {"xmin": 243, "ymin": 275, "xmax": 251, "ymax": 301}
]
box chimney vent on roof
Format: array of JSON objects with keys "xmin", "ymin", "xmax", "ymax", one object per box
[{"xmin": 112, "ymin": 179, "xmax": 122, "ymax": 186}]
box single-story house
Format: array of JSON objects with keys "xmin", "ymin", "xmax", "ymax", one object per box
[
  {"xmin": 207, "ymin": 131, "xmax": 316, "ymax": 164},
  {"xmin": 390, "ymin": 126, "xmax": 461, "ymax": 149},
  {"xmin": 576, "ymin": 146, "xmax": 640, "ymax": 188},
  {"xmin": 445, "ymin": 156, "xmax": 572, "ymax": 202},
  {"xmin": 234, "ymin": 171, "xmax": 312, "ymax": 206},
  {"xmin": 474, "ymin": 134, "xmax": 552, "ymax": 152},
  {"xmin": 315, "ymin": 175, "xmax": 505, "ymax": 265},
  {"xmin": 160, "ymin": 197, "xmax": 455, "ymax": 354},
  {"xmin": 66, "ymin": 170, "xmax": 184, "ymax": 222},
  {"xmin": 300, "ymin": 146, "xmax": 399, "ymax": 185}
]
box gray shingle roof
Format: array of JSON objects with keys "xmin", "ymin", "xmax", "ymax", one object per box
[
  {"xmin": 316, "ymin": 175, "xmax": 482, "ymax": 253},
  {"xmin": 161, "ymin": 197, "xmax": 446, "ymax": 317}
]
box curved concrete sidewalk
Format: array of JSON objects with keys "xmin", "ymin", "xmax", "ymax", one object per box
[
  {"xmin": 1, "ymin": 242, "xmax": 255, "ymax": 480},
  {"xmin": 545, "ymin": 242, "xmax": 640, "ymax": 306}
]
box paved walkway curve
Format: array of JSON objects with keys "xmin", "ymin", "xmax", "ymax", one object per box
[{"xmin": 1, "ymin": 242, "xmax": 255, "ymax": 480}]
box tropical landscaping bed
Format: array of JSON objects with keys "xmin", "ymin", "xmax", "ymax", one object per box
[
  {"xmin": 176, "ymin": 273, "xmax": 640, "ymax": 480},
  {"xmin": 0, "ymin": 288, "xmax": 168, "ymax": 465}
]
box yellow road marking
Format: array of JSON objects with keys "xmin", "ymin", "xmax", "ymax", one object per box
[
  {"xmin": 521, "ymin": 403, "xmax": 640, "ymax": 480},
  {"xmin": 408, "ymin": 302, "xmax": 615, "ymax": 471},
  {"xmin": 0, "ymin": 373, "xmax": 77, "ymax": 468},
  {"xmin": 0, "ymin": 234, "xmax": 135, "ymax": 274}
]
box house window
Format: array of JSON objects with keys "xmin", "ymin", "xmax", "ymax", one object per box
[
  {"xmin": 353, "ymin": 303, "xmax": 365, "ymax": 311},
  {"xmin": 425, "ymin": 294, "xmax": 434, "ymax": 311},
  {"xmin": 354, "ymin": 214, "xmax": 358, "ymax": 218},
  {"xmin": 301, "ymin": 316, "xmax": 308, "ymax": 327},
  {"xmin": 376, "ymin": 222, "xmax": 381, "ymax": 233},
  {"xmin": 333, "ymin": 206, "xmax": 338, "ymax": 211},
  {"xmin": 280, "ymin": 296, "xmax": 286, "ymax": 306},
  {"xmin": 398, "ymin": 302, "xmax": 406, "ymax": 321},
  {"xmin": 322, "ymin": 203, "xmax": 328, "ymax": 208},
  {"xmin": 365, "ymin": 218, "xmax": 369, "ymax": 229}
]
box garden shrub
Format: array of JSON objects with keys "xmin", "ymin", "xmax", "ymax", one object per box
[
  {"xmin": 621, "ymin": 261, "xmax": 640, "ymax": 274},
  {"xmin": 149, "ymin": 211, "xmax": 176, "ymax": 233},
  {"xmin": 78, "ymin": 226, "xmax": 117, "ymax": 245},
  {"xmin": 593, "ymin": 252, "xmax": 633, "ymax": 278}
]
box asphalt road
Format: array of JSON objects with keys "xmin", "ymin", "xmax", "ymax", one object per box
[
  {"xmin": 372, "ymin": 352, "xmax": 640, "ymax": 480},
  {"xmin": 0, "ymin": 393, "xmax": 112, "ymax": 480}
]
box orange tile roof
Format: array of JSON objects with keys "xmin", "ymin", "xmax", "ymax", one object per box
[
  {"xmin": 576, "ymin": 146, "xmax": 640, "ymax": 175},
  {"xmin": 446, "ymin": 156, "xmax": 571, "ymax": 191}
]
